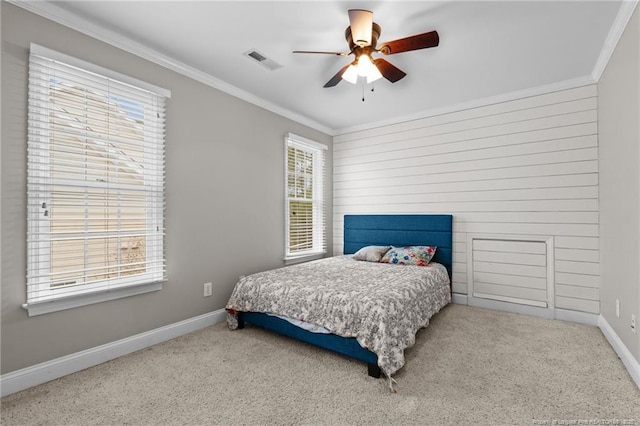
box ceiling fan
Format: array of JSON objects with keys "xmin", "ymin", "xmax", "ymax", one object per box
[{"xmin": 293, "ymin": 9, "xmax": 439, "ymax": 88}]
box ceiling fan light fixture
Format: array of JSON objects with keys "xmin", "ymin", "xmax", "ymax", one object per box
[
  {"xmin": 366, "ymin": 68, "xmax": 383, "ymax": 84},
  {"xmin": 348, "ymin": 9, "xmax": 374, "ymax": 47},
  {"xmin": 357, "ymin": 54, "xmax": 383, "ymax": 83},
  {"xmin": 342, "ymin": 63, "xmax": 359, "ymax": 84}
]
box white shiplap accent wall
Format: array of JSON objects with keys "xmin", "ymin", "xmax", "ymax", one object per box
[{"xmin": 333, "ymin": 85, "xmax": 600, "ymax": 314}]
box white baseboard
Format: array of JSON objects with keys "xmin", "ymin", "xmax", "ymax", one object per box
[
  {"xmin": 598, "ymin": 315, "xmax": 640, "ymax": 389},
  {"xmin": 0, "ymin": 309, "xmax": 227, "ymax": 397},
  {"xmin": 4, "ymin": 305, "xmax": 638, "ymax": 397},
  {"xmin": 452, "ymin": 293, "xmax": 468, "ymax": 305},
  {"xmin": 461, "ymin": 294, "xmax": 599, "ymax": 326}
]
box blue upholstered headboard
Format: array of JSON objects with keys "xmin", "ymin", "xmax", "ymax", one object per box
[{"xmin": 343, "ymin": 214, "xmax": 453, "ymax": 280}]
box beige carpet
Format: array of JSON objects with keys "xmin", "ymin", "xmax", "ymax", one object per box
[{"xmin": 2, "ymin": 304, "xmax": 639, "ymax": 425}]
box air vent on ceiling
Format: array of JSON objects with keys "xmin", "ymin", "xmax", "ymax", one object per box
[{"xmin": 243, "ymin": 49, "xmax": 283, "ymax": 71}]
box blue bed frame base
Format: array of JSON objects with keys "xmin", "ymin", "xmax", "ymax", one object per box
[
  {"xmin": 236, "ymin": 312, "xmax": 379, "ymax": 376},
  {"xmin": 236, "ymin": 214, "xmax": 453, "ymax": 378}
]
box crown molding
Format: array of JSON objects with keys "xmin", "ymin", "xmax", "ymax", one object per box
[
  {"xmin": 8, "ymin": 0, "xmax": 335, "ymax": 136},
  {"xmin": 334, "ymin": 75, "xmax": 596, "ymax": 136},
  {"xmin": 591, "ymin": 0, "xmax": 639, "ymax": 82}
]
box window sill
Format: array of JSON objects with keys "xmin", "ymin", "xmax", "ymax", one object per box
[
  {"xmin": 22, "ymin": 281, "xmax": 163, "ymax": 317},
  {"xmin": 283, "ymin": 252, "xmax": 325, "ymax": 266}
]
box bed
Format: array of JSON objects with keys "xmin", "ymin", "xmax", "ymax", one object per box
[{"xmin": 225, "ymin": 214, "xmax": 452, "ymax": 389}]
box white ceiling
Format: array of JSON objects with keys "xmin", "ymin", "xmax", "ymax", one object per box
[{"xmin": 21, "ymin": 1, "xmax": 626, "ymax": 134}]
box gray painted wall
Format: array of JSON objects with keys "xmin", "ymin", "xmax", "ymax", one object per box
[
  {"xmin": 0, "ymin": 3, "xmax": 332, "ymax": 374},
  {"xmin": 599, "ymin": 4, "xmax": 640, "ymax": 364}
]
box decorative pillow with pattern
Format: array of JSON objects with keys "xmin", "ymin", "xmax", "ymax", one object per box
[
  {"xmin": 379, "ymin": 246, "xmax": 437, "ymax": 266},
  {"xmin": 352, "ymin": 245, "xmax": 391, "ymax": 262}
]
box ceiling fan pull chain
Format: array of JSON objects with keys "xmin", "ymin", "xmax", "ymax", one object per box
[{"xmin": 362, "ymin": 81, "xmax": 365, "ymax": 102}]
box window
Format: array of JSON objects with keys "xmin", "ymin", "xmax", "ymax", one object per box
[
  {"xmin": 284, "ymin": 133, "xmax": 327, "ymax": 262},
  {"xmin": 26, "ymin": 44, "xmax": 170, "ymax": 315}
]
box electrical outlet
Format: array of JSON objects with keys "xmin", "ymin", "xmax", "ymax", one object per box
[
  {"xmin": 616, "ymin": 299, "xmax": 620, "ymax": 318},
  {"xmin": 632, "ymin": 315, "xmax": 637, "ymax": 334},
  {"xmin": 203, "ymin": 282, "xmax": 213, "ymax": 297}
]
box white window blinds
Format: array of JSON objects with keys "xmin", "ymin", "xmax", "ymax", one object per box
[
  {"xmin": 285, "ymin": 133, "xmax": 327, "ymax": 260},
  {"xmin": 26, "ymin": 44, "xmax": 169, "ymax": 310}
]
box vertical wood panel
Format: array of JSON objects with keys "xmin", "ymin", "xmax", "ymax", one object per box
[{"xmin": 333, "ymin": 85, "xmax": 599, "ymax": 314}]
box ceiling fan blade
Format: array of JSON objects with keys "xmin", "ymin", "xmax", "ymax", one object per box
[
  {"xmin": 373, "ymin": 58, "xmax": 407, "ymax": 83},
  {"xmin": 323, "ymin": 64, "xmax": 352, "ymax": 88},
  {"xmin": 378, "ymin": 31, "xmax": 439, "ymax": 55},
  {"xmin": 293, "ymin": 50, "xmax": 350, "ymax": 56},
  {"xmin": 348, "ymin": 9, "xmax": 373, "ymax": 47}
]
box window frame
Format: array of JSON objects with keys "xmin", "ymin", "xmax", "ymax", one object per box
[
  {"xmin": 284, "ymin": 133, "xmax": 327, "ymax": 264},
  {"xmin": 25, "ymin": 44, "xmax": 170, "ymax": 316}
]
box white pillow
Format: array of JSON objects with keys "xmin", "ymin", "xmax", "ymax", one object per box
[{"xmin": 352, "ymin": 245, "xmax": 391, "ymax": 262}]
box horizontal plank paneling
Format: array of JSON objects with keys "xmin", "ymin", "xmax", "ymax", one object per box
[
  {"xmin": 334, "ymin": 134, "xmax": 597, "ymax": 168},
  {"xmin": 473, "ymin": 239, "xmax": 546, "ymax": 254},
  {"xmin": 555, "ymin": 260, "xmax": 599, "ymax": 275},
  {"xmin": 335, "ymin": 124, "xmax": 597, "ymax": 161},
  {"xmin": 452, "ymin": 262, "xmax": 466, "ymax": 273},
  {"xmin": 555, "ymin": 296, "xmax": 599, "ymax": 313},
  {"xmin": 556, "ymin": 284, "xmax": 599, "ymax": 300},
  {"xmin": 473, "ymin": 261, "xmax": 547, "ymax": 278},
  {"xmin": 333, "ymin": 85, "xmax": 599, "ymax": 314},
  {"xmin": 471, "ymin": 238, "xmax": 548, "ymax": 306},
  {"xmin": 555, "ymin": 272, "xmax": 600, "ymax": 288},
  {"xmin": 453, "ymin": 251, "xmax": 467, "ymax": 263},
  {"xmin": 473, "ymin": 250, "xmax": 546, "ymax": 266},
  {"xmin": 555, "ymin": 248, "xmax": 600, "ymax": 262},
  {"xmin": 452, "ymin": 271, "xmax": 467, "ymax": 285},
  {"xmin": 474, "ymin": 271, "xmax": 547, "ymax": 290},
  {"xmin": 474, "ymin": 282, "xmax": 547, "ymax": 302},
  {"xmin": 453, "ymin": 232, "xmax": 466, "ymax": 243},
  {"xmin": 334, "ymin": 159, "xmax": 598, "ymax": 185},
  {"xmin": 452, "ymin": 282, "xmax": 467, "ymax": 294},
  {"xmin": 334, "ymin": 106, "xmax": 596, "ymax": 151},
  {"xmin": 334, "ymin": 174, "xmax": 598, "ymax": 198},
  {"xmin": 334, "ymin": 147, "xmax": 598, "ymax": 176},
  {"xmin": 333, "ymin": 199, "xmax": 599, "ymax": 214},
  {"xmin": 456, "ymin": 222, "xmax": 597, "ymax": 237},
  {"xmin": 453, "ymin": 240, "xmax": 467, "ymax": 252},
  {"xmin": 335, "ymin": 188, "xmax": 599, "ymax": 206},
  {"xmin": 555, "ymin": 236, "xmax": 600, "ymax": 250},
  {"xmin": 334, "ymin": 85, "xmax": 597, "ymax": 145}
]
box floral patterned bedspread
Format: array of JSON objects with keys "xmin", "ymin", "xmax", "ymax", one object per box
[{"xmin": 225, "ymin": 255, "xmax": 451, "ymax": 380}]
